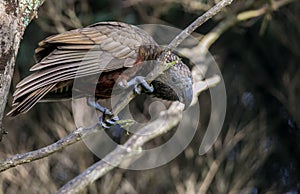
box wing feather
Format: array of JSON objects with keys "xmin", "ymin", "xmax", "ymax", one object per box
[
  {"xmin": 7, "ymin": 84, "xmax": 56, "ymax": 116},
  {"xmin": 9, "ymin": 22, "xmax": 158, "ymax": 116}
]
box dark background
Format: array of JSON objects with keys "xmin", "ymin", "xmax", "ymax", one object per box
[{"xmin": 1, "ymin": 0, "xmax": 300, "ymax": 193}]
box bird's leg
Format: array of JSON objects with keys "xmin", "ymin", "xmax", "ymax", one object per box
[
  {"xmin": 87, "ymin": 97, "xmax": 119, "ymax": 129},
  {"xmin": 125, "ymin": 76, "xmax": 154, "ymax": 95}
]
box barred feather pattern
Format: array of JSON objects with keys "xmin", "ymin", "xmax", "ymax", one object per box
[{"xmin": 7, "ymin": 22, "xmax": 160, "ymax": 116}]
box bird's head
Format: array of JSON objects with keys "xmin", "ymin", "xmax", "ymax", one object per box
[{"xmin": 152, "ymin": 53, "xmax": 193, "ymax": 110}]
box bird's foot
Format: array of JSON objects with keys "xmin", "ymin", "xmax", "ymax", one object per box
[
  {"xmin": 87, "ymin": 97, "xmax": 119, "ymax": 128},
  {"xmin": 123, "ymin": 76, "xmax": 154, "ymax": 95},
  {"xmin": 98, "ymin": 110, "xmax": 119, "ymax": 129}
]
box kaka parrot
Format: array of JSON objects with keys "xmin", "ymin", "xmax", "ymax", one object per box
[{"xmin": 7, "ymin": 22, "xmax": 193, "ymax": 128}]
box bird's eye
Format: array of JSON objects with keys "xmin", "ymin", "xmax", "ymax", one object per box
[{"xmin": 171, "ymin": 77, "xmax": 177, "ymax": 82}]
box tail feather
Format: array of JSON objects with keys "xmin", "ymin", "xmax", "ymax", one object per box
[{"xmin": 7, "ymin": 84, "xmax": 56, "ymax": 117}]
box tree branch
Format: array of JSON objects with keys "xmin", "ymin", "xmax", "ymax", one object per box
[
  {"xmin": 57, "ymin": 73, "xmax": 220, "ymax": 194},
  {"xmin": 200, "ymin": 0, "xmax": 296, "ymax": 49},
  {"xmin": 165, "ymin": 0, "xmax": 233, "ymax": 52},
  {"xmin": 0, "ymin": 125, "xmax": 98, "ymax": 172},
  {"xmin": 0, "ymin": 69, "xmax": 219, "ymax": 172},
  {"xmin": 57, "ymin": 103, "xmax": 183, "ymax": 193}
]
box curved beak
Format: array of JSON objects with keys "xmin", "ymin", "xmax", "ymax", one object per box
[
  {"xmin": 151, "ymin": 59, "xmax": 193, "ymax": 110},
  {"xmin": 177, "ymin": 77, "xmax": 193, "ymax": 110}
]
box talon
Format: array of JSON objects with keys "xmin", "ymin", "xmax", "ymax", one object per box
[
  {"xmin": 99, "ymin": 115, "xmax": 119, "ymax": 128},
  {"xmin": 105, "ymin": 119, "xmax": 116, "ymax": 125},
  {"xmin": 105, "ymin": 115, "xmax": 119, "ymax": 125},
  {"xmin": 134, "ymin": 85, "xmax": 142, "ymax": 95},
  {"xmin": 136, "ymin": 76, "xmax": 154, "ymax": 93},
  {"xmin": 88, "ymin": 97, "xmax": 119, "ymax": 128},
  {"xmin": 98, "ymin": 113, "xmax": 119, "ymax": 128},
  {"xmin": 140, "ymin": 81, "xmax": 154, "ymax": 93},
  {"xmin": 112, "ymin": 116, "xmax": 119, "ymax": 121},
  {"xmin": 98, "ymin": 117, "xmax": 111, "ymax": 129}
]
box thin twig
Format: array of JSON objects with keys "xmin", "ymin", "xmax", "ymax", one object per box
[
  {"xmin": 166, "ymin": 0, "xmax": 233, "ymax": 52},
  {"xmin": 200, "ymin": 0, "xmax": 296, "ymax": 49},
  {"xmin": 57, "ymin": 102, "xmax": 184, "ymax": 194},
  {"xmin": 197, "ymin": 122, "xmax": 251, "ymax": 194},
  {"xmin": 0, "ymin": 125, "xmax": 98, "ymax": 172}
]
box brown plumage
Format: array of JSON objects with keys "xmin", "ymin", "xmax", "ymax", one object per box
[{"xmin": 7, "ymin": 22, "xmax": 193, "ymax": 117}]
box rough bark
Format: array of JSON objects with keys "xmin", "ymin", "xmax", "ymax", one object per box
[{"xmin": 0, "ymin": 0, "xmax": 44, "ymax": 140}]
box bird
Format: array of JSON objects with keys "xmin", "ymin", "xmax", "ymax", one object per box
[{"xmin": 7, "ymin": 21, "xmax": 193, "ymax": 128}]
